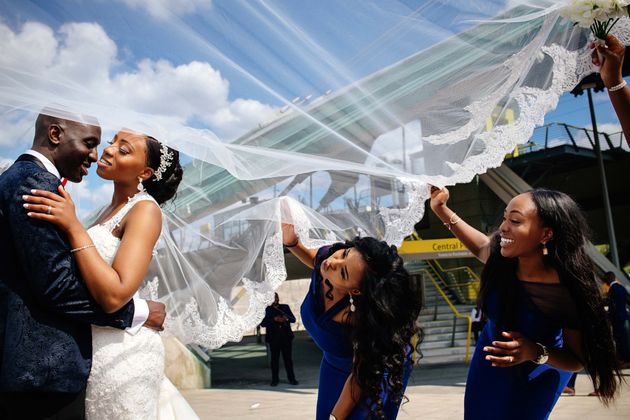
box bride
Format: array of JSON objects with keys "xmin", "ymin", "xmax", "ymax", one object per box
[{"xmin": 22, "ymin": 129, "xmax": 198, "ymax": 419}]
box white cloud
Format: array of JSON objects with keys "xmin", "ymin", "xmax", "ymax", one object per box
[
  {"xmin": 547, "ymin": 122, "xmax": 627, "ymax": 151},
  {"xmin": 597, "ymin": 122, "xmax": 623, "ymax": 134},
  {"xmin": 593, "ymin": 122, "xmax": 628, "ymax": 150},
  {"xmin": 0, "ymin": 157, "xmax": 14, "ymax": 175},
  {"xmin": 0, "ymin": 20, "xmax": 276, "ymax": 151},
  {"xmin": 114, "ymin": 59, "xmax": 229, "ymax": 122},
  {"xmin": 114, "ymin": 0, "xmax": 213, "ymax": 20},
  {"xmin": 594, "ymin": 90, "xmax": 612, "ymax": 103},
  {"xmin": 0, "ymin": 21, "xmax": 57, "ymax": 70},
  {"xmin": 208, "ymin": 99, "xmax": 277, "ymax": 139},
  {"xmin": 52, "ymin": 23, "xmax": 118, "ymax": 85},
  {"xmin": 0, "ymin": 110, "xmax": 35, "ymax": 147}
]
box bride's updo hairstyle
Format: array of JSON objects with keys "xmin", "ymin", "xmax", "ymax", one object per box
[{"xmin": 141, "ymin": 135, "xmax": 184, "ymax": 205}]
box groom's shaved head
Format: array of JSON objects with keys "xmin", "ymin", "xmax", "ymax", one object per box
[
  {"xmin": 32, "ymin": 107, "xmax": 102, "ymax": 182},
  {"xmin": 33, "ymin": 108, "xmax": 100, "ymax": 148}
]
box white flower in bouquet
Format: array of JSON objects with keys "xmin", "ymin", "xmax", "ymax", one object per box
[{"xmin": 561, "ymin": 0, "xmax": 630, "ymax": 39}]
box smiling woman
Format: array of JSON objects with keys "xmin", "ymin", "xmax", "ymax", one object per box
[{"xmin": 430, "ymin": 186, "xmax": 621, "ymax": 419}]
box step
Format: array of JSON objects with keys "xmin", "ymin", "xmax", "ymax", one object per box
[
  {"xmin": 416, "ymin": 353, "xmax": 470, "ymax": 366},
  {"xmin": 420, "ymin": 305, "xmax": 474, "ymax": 316},
  {"xmin": 419, "ymin": 314, "xmax": 473, "ymax": 323},
  {"xmin": 418, "ymin": 312, "xmax": 466, "ymax": 325},
  {"xmin": 421, "ymin": 331, "xmax": 471, "ymax": 343},
  {"xmin": 423, "ymin": 318, "xmax": 470, "ymax": 327},
  {"xmin": 420, "ymin": 318, "xmax": 468, "ymax": 331},
  {"xmin": 418, "ymin": 339, "xmax": 471, "ymax": 350},
  {"xmin": 421, "ymin": 325, "xmax": 472, "ymax": 335},
  {"xmin": 420, "ymin": 345, "xmax": 472, "ymax": 358},
  {"xmin": 417, "ymin": 319, "xmax": 460, "ymax": 329},
  {"xmin": 419, "ymin": 314, "xmax": 451, "ymax": 323}
]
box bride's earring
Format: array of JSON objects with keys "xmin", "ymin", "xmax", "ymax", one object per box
[
  {"xmin": 137, "ymin": 177, "xmax": 145, "ymax": 192},
  {"xmin": 349, "ymin": 293, "xmax": 356, "ymax": 312},
  {"xmin": 542, "ymin": 242, "xmax": 548, "ymax": 256}
]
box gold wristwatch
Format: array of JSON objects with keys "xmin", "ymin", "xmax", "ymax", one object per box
[{"xmin": 533, "ymin": 342, "xmax": 549, "ymax": 365}]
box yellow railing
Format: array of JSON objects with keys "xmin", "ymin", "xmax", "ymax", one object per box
[
  {"xmin": 433, "ymin": 259, "xmax": 481, "ymax": 282},
  {"xmin": 429, "ymin": 260, "xmax": 480, "ymax": 302},
  {"xmin": 411, "ymin": 334, "xmax": 419, "ymax": 364},
  {"xmin": 417, "ymin": 268, "xmax": 473, "ymax": 364}
]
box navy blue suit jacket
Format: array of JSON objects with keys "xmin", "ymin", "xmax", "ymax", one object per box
[{"xmin": 0, "ymin": 156, "xmax": 135, "ymax": 393}]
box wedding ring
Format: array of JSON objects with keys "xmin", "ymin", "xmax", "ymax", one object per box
[{"xmin": 47, "ymin": 205, "xmax": 52, "ymax": 215}]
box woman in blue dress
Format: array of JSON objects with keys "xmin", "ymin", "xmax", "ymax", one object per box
[
  {"xmin": 430, "ymin": 187, "xmax": 621, "ymax": 419},
  {"xmin": 281, "ymin": 224, "xmax": 423, "ymax": 420}
]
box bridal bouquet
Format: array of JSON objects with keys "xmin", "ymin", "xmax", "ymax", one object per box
[{"xmin": 561, "ymin": 0, "xmax": 630, "ymax": 39}]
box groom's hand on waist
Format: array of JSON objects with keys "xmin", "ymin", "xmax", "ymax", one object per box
[{"xmin": 145, "ymin": 300, "xmax": 166, "ymax": 331}]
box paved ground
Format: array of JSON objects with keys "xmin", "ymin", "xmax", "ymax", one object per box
[{"xmin": 182, "ymin": 333, "xmax": 630, "ymax": 419}]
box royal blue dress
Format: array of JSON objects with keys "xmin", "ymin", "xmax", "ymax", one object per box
[
  {"xmin": 301, "ymin": 246, "xmax": 412, "ymax": 420},
  {"xmin": 465, "ymin": 278, "xmax": 581, "ymax": 420}
]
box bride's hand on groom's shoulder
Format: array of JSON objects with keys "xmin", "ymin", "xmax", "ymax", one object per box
[{"xmin": 23, "ymin": 185, "xmax": 80, "ymax": 233}]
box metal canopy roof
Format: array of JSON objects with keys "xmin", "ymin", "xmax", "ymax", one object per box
[{"xmin": 171, "ymin": 6, "xmax": 561, "ymax": 223}]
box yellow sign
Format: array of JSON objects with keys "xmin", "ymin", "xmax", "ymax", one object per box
[{"xmin": 399, "ymin": 238, "xmax": 473, "ymax": 259}]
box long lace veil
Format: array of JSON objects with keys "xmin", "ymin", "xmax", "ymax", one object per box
[{"xmin": 1, "ymin": 0, "xmax": 628, "ymax": 348}]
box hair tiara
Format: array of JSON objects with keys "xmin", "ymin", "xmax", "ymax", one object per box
[{"xmin": 154, "ymin": 143, "xmax": 174, "ymax": 181}]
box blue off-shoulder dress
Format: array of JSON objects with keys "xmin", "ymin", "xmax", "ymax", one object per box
[
  {"xmin": 301, "ymin": 246, "xmax": 412, "ymax": 420},
  {"xmin": 465, "ymin": 278, "xmax": 581, "ymax": 420}
]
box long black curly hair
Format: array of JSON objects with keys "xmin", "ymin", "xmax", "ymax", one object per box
[
  {"xmin": 326, "ymin": 237, "xmax": 424, "ymax": 418},
  {"xmin": 478, "ymin": 188, "xmax": 621, "ymax": 405}
]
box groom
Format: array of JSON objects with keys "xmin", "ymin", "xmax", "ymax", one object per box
[{"xmin": 0, "ymin": 110, "xmax": 166, "ymax": 419}]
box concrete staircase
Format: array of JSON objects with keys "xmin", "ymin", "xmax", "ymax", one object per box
[{"xmin": 415, "ymin": 271, "xmax": 476, "ymax": 365}]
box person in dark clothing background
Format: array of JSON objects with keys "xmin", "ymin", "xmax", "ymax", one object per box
[
  {"xmin": 261, "ymin": 293, "xmax": 299, "ymax": 386},
  {"xmin": 604, "ymin": 272, "xmax": 630, "ymax": 368}
]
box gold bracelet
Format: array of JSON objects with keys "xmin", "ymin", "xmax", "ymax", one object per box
[
  {"xmin": 443, "ymin": 213, "xmax": 461, "ymax": 231},
  {"xmin": 70, "ymin": 244, "xmax": 96, "ymax": 253}
]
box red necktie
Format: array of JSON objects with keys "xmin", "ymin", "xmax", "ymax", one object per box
[{"xmin": 61, "ymin": 177, "xmax": 68, "ymax": 187}]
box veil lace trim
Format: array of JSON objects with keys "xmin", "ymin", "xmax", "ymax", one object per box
[{"xmin": 149, "ymin": 20, "xmax": 630, "ymax": 349}]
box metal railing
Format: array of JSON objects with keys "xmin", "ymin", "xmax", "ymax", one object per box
[
  {"xmin": 407, "ymin": 261, "xmax": 474, "ymax": 364},
  {"xmin": 420, "ymin": 268, "xmax": 473, "ymax": 364},
  {"xmin": 431, "ymin": 260, "xmax": 480, "ymax": 304},
  {"xmin": 504, "ymin": 122, "xmax": 627, "ymax": 159},
  {"xmin": 427, "ymin": 259, "xmax": 480, "ymax": 305}
]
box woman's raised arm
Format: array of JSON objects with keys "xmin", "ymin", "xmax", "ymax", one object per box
[{"xmin": 429, "ymin": 186, "xmax": 492, "ymax": 263}]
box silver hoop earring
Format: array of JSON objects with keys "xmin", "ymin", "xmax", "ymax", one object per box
[
  {"xmin": 349, "ymin": 294, "xmax": 356, "ymax": 312},
  {"xmin": 137, "ymin": 177, "xmax": 145, "ymax": 192}
]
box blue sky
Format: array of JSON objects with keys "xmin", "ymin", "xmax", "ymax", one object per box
[{"xmin": 0, "ymin": 0, "xmax": 626, "ymax": 215}]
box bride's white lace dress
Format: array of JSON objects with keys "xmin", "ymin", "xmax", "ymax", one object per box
[{"xmin": 84, "ymin": 192, "xmax": 199, "ymax": 420}]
